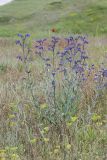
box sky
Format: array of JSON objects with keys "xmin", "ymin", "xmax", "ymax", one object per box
[{"xmin": 0, "ymin": 0, "xmax": 13, "ymax": 6}]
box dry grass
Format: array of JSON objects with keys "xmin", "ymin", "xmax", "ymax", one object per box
[{"xmin": 0, "ymin": 36, "xmax": 107, "ymax": 160}]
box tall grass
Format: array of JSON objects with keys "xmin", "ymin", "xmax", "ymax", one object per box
[{"xmin": 0, "ymin": 34, "xmax": 107, "ymax": 160}]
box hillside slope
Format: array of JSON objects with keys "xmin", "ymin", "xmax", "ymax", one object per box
[{"xmin": 0, "ymin": 0, "xmax": 107, "ymax": 37}]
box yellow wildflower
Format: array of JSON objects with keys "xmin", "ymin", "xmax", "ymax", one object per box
[
  {"xmin": 30, "ymin": 138, "xmax": 37, "ymax": 144},
  {"xmin": 56, "ymin": 145, "xmax": 60, "ymax": 149},
  {"xmin": 40, "ymin": 103, "xmax": 48, "ymax": 109},
  {"xmin": 54, "ymin": 149, "xmax": 59, "ymax": 154},
  {"xmin": 66, "ymin": 144, "xmax": 71, "ymax": 150},
  {"xmin": 44, "ymin": 138, "xmax": 49, "ymax": 143},
  {"xmin": 0, "ymin": 150, "xmax": 6, "ymax": 160},
  {"xmin": 9, "ymin": 122, "xmax": 16, "ymax": 127},
  {"xmin": 92, "ymin": 114, "xmax": 101, "ymax": 122},
  {"xmin": 44, "ymin": 127, "xmax": 49, "ymax": 132},
  {"xmin": 96, "ymin": 122, "xmax": 102, "ymax": 126},
  {"xmin": 8, "ymin": 114, "xmax": 15, "ymax": 119},
  {"xmin": 71, "ymin": 116, "xmax": 78, "ymax": 122},
  {"xmin": 11, "ymin": 154, "xmax": 19, "ymax": 160},
  {"xmin": 66, "ymin": 122, "xmax": 72, "ymax": 127}
]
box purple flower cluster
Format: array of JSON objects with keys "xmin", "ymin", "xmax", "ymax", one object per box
[
  {"xmin": 35, "ymin": 36, "xmax": 89, "ymax": 84},
  {"xmin": 16, "ymin": 34, "xmax": 107, "ymax": 122},
  {"xmin": 16, "ymin": 34, "xmax": 107, "ymax": 93},
  {"xmin": 35, "ymin": 36, "xmax": 107, "ymax": 95},
  {"xmin": 16, "ymin": 33, "xmax": 31, "ymax": 62},
  {"xmin": 102, "ymin": 69, "xmax": 107, "ymax": 77}
]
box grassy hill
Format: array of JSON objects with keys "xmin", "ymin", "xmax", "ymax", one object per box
[{"xmin": 0, "ymin": 0, "xmax": 107, "ymax": 37}]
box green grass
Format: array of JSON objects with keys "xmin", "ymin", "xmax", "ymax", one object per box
[
  {"xmin": 54, "ymin": 2, "xmax": 107, "ymax": 36},
  {"xmin": 0, "ymin": 0, "xmax": 107, "ymax": 37}
]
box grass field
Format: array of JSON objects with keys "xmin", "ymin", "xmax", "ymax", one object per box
[
  {"xmin": 0, "ymin": 35, "xmax": 107, "ymax": 160},
  {"xmin": 0, "ymin": 0, "xmax": 107, "ymax": 37},
  {"xmin": 0, "ymin": 1, "xmax": 107, "ymax": 160}
]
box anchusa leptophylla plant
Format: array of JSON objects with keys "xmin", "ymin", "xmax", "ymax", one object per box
[
  {"xmin": 16, "ymin": 34, "xmax": 39, "ymax": 108},
  {"xmin": 56, "ymin": 36, "xmax": 89, "ymax": 119},
  {"xmin": 85, "ymin": 57, "xmax": 107, "ymax": 111},
  {"xmin": 94, "ymin": 56, "xmax": 107, "ymax": 90},
  {"xmin": 35, "ymin": 38, "xmax": 47, "ymax": 57},
  {"xmin": 58, "ymin": 36, "xmax": 89, "ymax": 81},
  {"xmin": 16, "ymin": 33, "xmax": 31, "ymax": 74},
  {"xmin": 96, "ymin": 69, "xmax": 107, "ymax": 91},
  {"xmin": 35, "ymin": 36, "xmax": 89, "ymax": 123},
  {"xmin": 35, "ymin": 37, "xmax": 62, "ymax": 122},
  {"xmin": 35, "ymin": 36, "xmax": 59, "ymax": 99}
]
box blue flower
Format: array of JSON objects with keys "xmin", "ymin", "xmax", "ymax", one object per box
[
  {"xmin": 46, "ymin": 64, "xmax": 51, "ymax": 67},
  {"xmin": 66, "ymin": 57, "xmax": 72, "ymax": 63},
  {"xmin": 17, "ymin": 33, "xmax": 23, "ymax": 38},
  {"xmin": 81, "ymin": 55, "xmax": 88, "ymax": 60},
  {"xmin": 103, "ymin": 83, "xmax": 107, "ymax": 88},
  {"xmin": 25, "ymin": 33, "xmax": 30, "ymax": 38},
  {"xmin": 44, "ymin": 58, "xmax": 50, "ymax": 62},
  {"xmin": 102, "ymin": 70, "xmax": 107, "ymax": 77},
  {"xmin": 16, "ymin": 55, "xmax": 22, "ymax": 61},
  {"xmin": 16, "ymin": 40, "xmax": 21, "ymax": 45},
  {"xmin": 52, "ymin": 72, "xmax": 55, "ymax": 77}
]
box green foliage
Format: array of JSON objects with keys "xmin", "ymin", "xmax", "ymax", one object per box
[
  {"xmin": 0, "ymin": 63, "xmax": 7, "ymax": 73},
  {"xmin": 54, "ymin": 3, "xmax": 107, "ymax": 35},
  {"xmin": 17, "ymin": 63, "xmax": 23, "ymax": 72},
  {"xmin": 0, "ymin": 0, "xmax": 107, "ymax": 37}
]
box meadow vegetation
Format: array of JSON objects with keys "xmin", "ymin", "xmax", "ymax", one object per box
[
  {"xmin": 0, "ymin": 0, "xmax": 107, "ymax": 160},
  {"xmin": 0, "ymin": 33, "xmax": 107, "ymax": 160}
]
